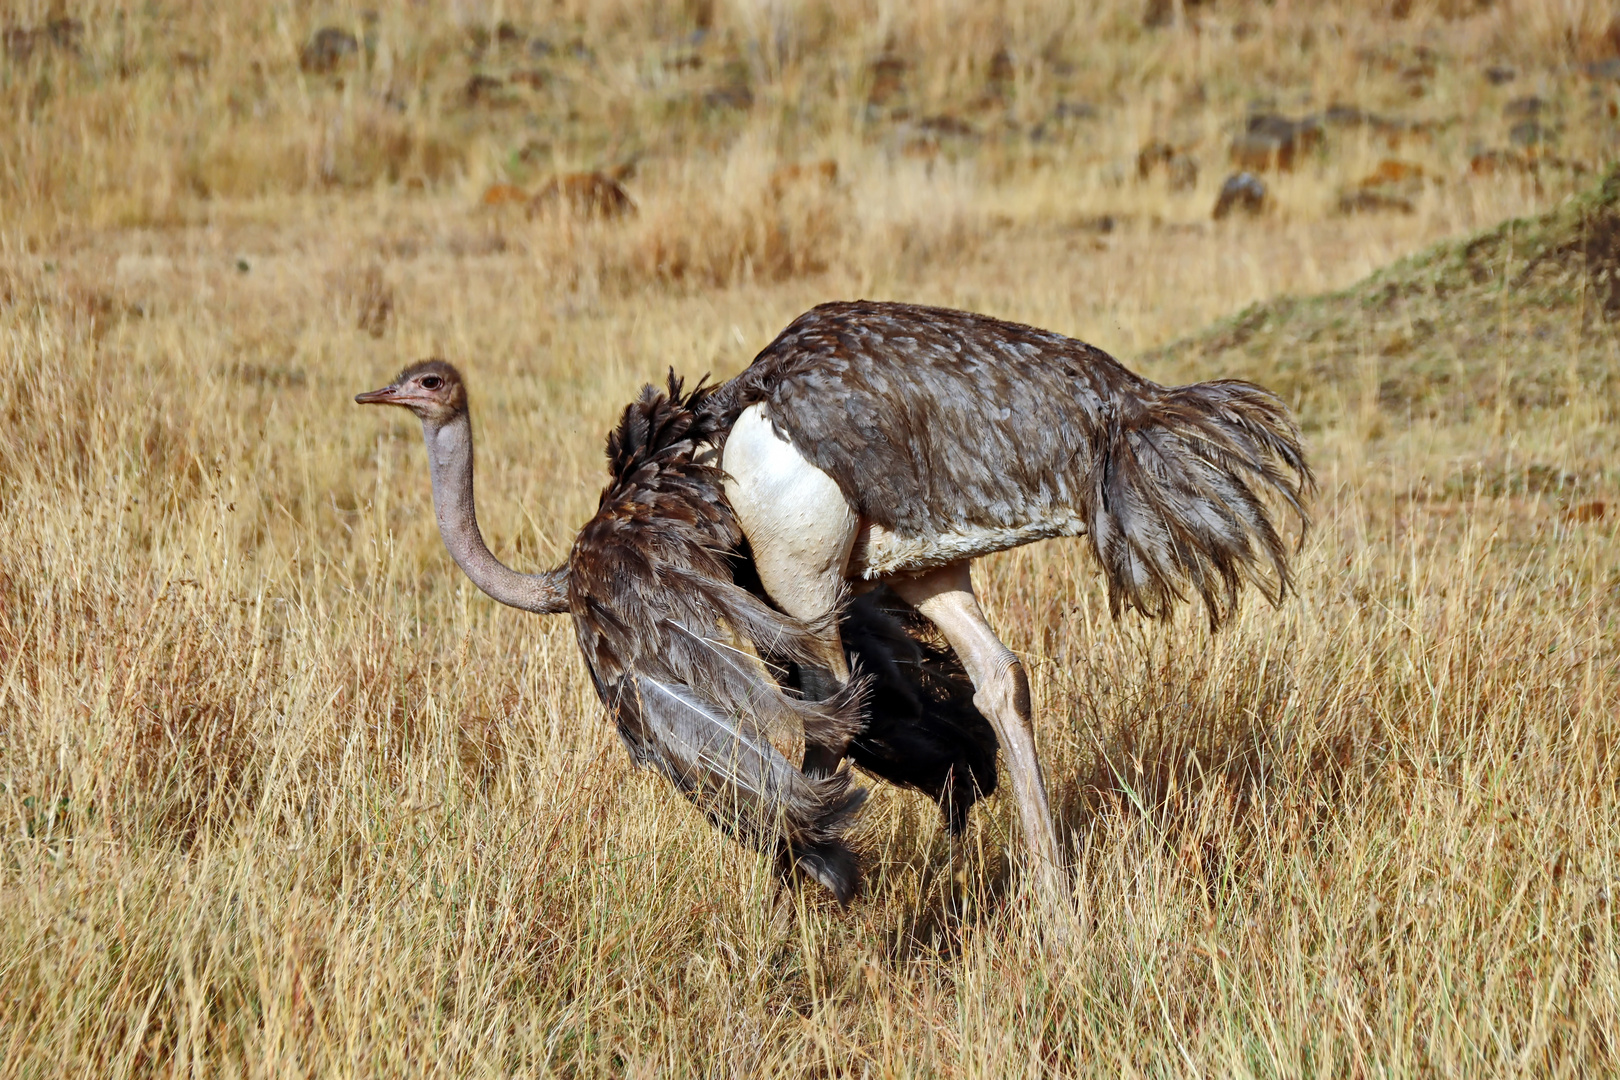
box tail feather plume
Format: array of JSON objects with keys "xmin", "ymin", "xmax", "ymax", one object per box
[
  {"xmin": 568, "ymin": 374, "xmax": 868, "ymax": 900},
  {"xmin": 1088, "ymin": 380, "xmax": 1314, "ymax": 627}
]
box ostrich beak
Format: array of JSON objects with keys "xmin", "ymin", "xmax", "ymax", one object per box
[{"xmin": 354, "ymin": 383, "xmax": 401, "ymax": 406}]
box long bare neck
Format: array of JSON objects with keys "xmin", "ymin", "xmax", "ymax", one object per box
[{"xmin": 421, "ymin": 412, "xmax": 568, "ymax": 614}]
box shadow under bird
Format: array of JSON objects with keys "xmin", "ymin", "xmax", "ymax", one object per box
[{"xmin": 356, "ymin": 300, "xmax": 1313, "ymax": 901}]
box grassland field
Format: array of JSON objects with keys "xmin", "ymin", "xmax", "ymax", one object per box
[{"xmin": 2, "ymin": 0, "xmax": 1619, "ymax": 1075}]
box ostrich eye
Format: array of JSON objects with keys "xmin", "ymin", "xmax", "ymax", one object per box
[{"xmin": 420, "ymin": 375, "xmax": 443, "ymax": 390}]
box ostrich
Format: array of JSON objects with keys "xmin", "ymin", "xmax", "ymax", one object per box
[{"xmin": 356, "ymin": 301, "xmax": 1312, "ymax": 900}]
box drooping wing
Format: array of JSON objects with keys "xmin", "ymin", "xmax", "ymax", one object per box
[{"xmin": 567, "ymin": 376, "xmax": 869, "ymax": 900}]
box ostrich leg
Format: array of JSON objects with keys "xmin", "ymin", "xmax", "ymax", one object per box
[
  {"xmin": 889, "ymin": 563, "xmax": 1062, "ymax": 874},
  {"xmin": 722, "ymin": 406, "xmax": 860, "ymax": 777}
]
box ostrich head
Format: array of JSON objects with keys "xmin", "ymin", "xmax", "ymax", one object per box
[
  {"xmin": 354, "ymin": 359, "xmax": 467, "ymax": 426},
  {"xmin": 352, "ymin": 358, "xmax": 569, "ymax": 615}
]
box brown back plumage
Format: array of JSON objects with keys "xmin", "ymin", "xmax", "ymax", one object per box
[{"xmin": 711, "ymin": 301, "xmax": 1314, "ymax": 627}]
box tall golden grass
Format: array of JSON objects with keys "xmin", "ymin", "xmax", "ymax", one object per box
[{"xmin": 2, "ymin": 0, "xmax": 1618, "ymax": 1075}]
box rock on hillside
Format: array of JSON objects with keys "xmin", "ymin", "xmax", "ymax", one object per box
[{"xmin": 1150, "ymin": 165, "xmax": 1620, "ymax": 426}]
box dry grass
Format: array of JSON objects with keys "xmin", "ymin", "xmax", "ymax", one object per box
[{"xmin": 2, "ymin": 0, "xmax": 1618, "ymax": 1075}]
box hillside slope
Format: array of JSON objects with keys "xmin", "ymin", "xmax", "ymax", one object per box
[{"xmin": 1152, "ymin": 165, "xmax": 1620, "ymax": 426}]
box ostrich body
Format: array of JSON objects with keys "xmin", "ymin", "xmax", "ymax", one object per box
[{"xmin": 357, "ymin": 301, "xmax": 1311, "ymax": 899}]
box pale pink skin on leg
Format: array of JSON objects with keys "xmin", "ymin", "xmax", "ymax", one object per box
[
  {"xmin": 722, "ymin": 405, "xmax": 858, "ymax": 777},
  {"xmin": 721, "ymin": 405, "xmax": 856, "ymax": 684},
  {"xmin": 722, "ymin": 403, "xmax": 1062, "ymax": 869},
  {"xmin": 887, "ymin": 564, "xmax": 1061, "ymax": 870}
]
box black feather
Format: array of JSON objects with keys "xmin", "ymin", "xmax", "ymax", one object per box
[
  {"xmin": 838, "ymin": 589, "xmax": 999, "ymax": 833},
  {"xmin": 729, "ymin": 547, "xmax": 1000, "ymax": 832}
]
